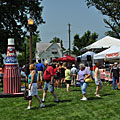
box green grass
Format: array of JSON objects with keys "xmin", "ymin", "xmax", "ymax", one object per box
[{"xmin": 0, "ymin": 83, "xmax": 120, "ymax": 120}]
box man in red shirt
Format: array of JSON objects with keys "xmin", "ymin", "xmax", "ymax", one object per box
[{"xmin": 42, "ymin": 60, "xmax": 59, "ymax": 102}]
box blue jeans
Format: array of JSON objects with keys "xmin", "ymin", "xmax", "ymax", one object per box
[
  {"xmin": 80, "ymin": 82, "xmax": 88, "ymax": 94},
  {"xmin": 113, "ymin": 77, "xmax": 119, "ymax": 90}
]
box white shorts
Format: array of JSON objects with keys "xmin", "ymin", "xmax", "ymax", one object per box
[
  {"xmin": 28, "ymin": 83, "xmax": 38, "ymax": 96},
  {"xmin": 95, "ymin": 78, "xmax": 102, "ymax": 86}
]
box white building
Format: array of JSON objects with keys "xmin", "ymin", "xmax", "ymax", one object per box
[{"xmin": 36, "ymin": 42, "xmax": 63, "ymax": 63}]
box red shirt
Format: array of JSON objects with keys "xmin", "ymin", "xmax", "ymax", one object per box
[
  {"xmin": 43, "ymin": 66, "xmax": 54, "ymax": 81},
  {"xmin": 91, "ymin": 66, "xmax": 97, "ymax": 71},
  {"xmin": 54, "ymin": 68, "xmax": 58, "ymax": 75}
]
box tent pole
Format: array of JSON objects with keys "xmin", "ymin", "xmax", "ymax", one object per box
[
  {"xmin": 92, "ymin": 49, "xmax": 95, "ymax": 71},
  {"xmin": 92, "ymin": 57, "xmax": 95, "ymax": 72}
]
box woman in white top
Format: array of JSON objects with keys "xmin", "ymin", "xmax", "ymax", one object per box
[{"xmin": 95, "ymin": 62, "xmax": 103, "ymax": 97}]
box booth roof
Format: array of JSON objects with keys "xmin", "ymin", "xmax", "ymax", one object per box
[
  {"xmin": 81, "ymin": 36, "xmax": 120, "ymax": 51},
  {"xmin": 94, "ymin": 46, "xmax": 120, "ymax": 60}
]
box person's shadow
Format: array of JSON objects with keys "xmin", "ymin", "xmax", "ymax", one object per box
[
  {"xmin": 58, "ymin": 99, "xmax": 72, "ymax": 103},
  {"xmin": 87, "ymin": 97, "xmax": 102, "ymax": 100},
  {"xmin": 71, "ymin": 90, "xmax": 81, "ymax": 91},
  {"xmin": 32, "ymin": 104, "xmax": 56, "ymax": 110},
  {"xmin": 102, "ymin": 93, "xmax": 115, "ymax": 96}
]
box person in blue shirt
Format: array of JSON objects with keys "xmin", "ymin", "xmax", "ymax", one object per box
[{"xmin": 36, "ymin": 59, "xmax": 45, "ymax": 82}]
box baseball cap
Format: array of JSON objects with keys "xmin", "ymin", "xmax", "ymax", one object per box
[
  {"xmin": 114, "ymin": 62, "xmax": 118, "ymax": 65},
  {"xmin": 44, "ymin": 60, "xmax": 50, "ymax": 65},
  {"xmin": 72, "ymin": 64, "xmax": 75, "ymax": 67}
]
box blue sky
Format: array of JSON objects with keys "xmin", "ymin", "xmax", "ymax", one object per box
[{"xmin": 39, "ymin": 0, "xmax": 108, "ymax": 49}]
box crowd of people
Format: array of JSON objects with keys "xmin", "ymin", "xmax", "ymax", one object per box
[
  {"xmin": 25, "ymin": 59, "xmax": 107, "ymax": 110},
  {"xmin": 1, "ymin": 58, "xmax": 119, "ymax": 110}
]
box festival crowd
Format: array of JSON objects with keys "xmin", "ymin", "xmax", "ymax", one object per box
[{"xmin": 20, "ymin": 60, "xmax": 119, "ymax": 110}]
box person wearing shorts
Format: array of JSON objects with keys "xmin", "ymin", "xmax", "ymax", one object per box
[
  {"xmin": 65, "ymin": 65, "xmax": 72, "ymax": 92},
  {"xmin": 54, "ymin": 64, "xmax": 60, "ymax": 89},
  {"xmin": 27, "ymin": 64, "xmax": 45, "ymax": 110},
  {"xmin": 42, "ymin": 60, "xmax": 59, "ymax": 103},
  {"xmin": 36, "ymin": 59, "xmax": 45, "ymax": 82},
  {"xmin": 60, "ymin": 62, "xmax": 66, "ymax": 88},
  {"xmin": 71, "ymin": 64, "xmax": 77, "ymax": 85},
  {"xmin": 95, "ymin": 62, "xmax": 103, "ymax": 97}
]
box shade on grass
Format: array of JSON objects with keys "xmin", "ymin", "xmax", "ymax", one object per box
[{"xmin": 0, "ymin": 83, "xmax": 120, "ymax": 120}]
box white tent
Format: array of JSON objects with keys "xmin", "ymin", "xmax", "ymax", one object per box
[
  {"xmin": 77, "ymin": 51, "xmax": 95, "ymax": 61},
  {"xmin": 81, "ymin": 51, "xmax": 95, "ymax": 60},
  {"xmin": 105, "ymin": 46, "xmax": 120, "ymax": 59},
  {"xmin": 82, "ymin": 36, "xmax": 120, "ymax": 51},
  {"xmin": 94, "ymin": 46, "xmax": 120, "ymax": 60}
]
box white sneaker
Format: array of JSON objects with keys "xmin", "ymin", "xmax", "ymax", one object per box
[
  {"xmin": 27, "ymin": 106, "xmax": 31, "ymax": 110},
  {"xmin": 40, "ymin": 103, "xmax": 45, "ymax": 108},
  {"xmin": 80, "ymin": 97, "xmax": 87, "ymax": 101},
  {"xmin": 96, "ymin": 94, "xmax": 101, "ymax": 97}
]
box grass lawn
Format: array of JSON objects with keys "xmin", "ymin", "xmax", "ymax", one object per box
[{"xmin": 0, "ymin": 83, "xmax": 120, "ymax": 120}]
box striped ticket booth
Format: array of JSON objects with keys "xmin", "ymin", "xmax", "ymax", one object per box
[{"xmin": 3, "ymin": 38, "xmax": 21, "ymax": 94}]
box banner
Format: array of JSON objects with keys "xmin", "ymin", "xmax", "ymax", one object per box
[{"xmin": 105, "ymin": 52, "xmax": 119, "ymax": 58}]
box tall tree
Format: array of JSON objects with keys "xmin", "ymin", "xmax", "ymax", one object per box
[
  {"xmin": 85, "ymin": 0, "xmax": 120, "ymax": 38},
  {"xmin": 49, "ymin": 37, "xmax": 66, "ymax": 51},
  {"xmin": 17, "ymin": 34, "xmax": 41, "ymax": 65},
  {"xmin": 50, "ymin": 37, "xmax": 61, "ymax": 43},
  {"xmin": 72, "ymin": 30, "xmax": 98, "ymax": 55},
  {"xmin": 0, "ymin": 0, "xmax": 45, "ymax": 54}
]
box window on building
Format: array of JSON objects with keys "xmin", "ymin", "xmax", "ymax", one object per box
[
  {"xmin": 52, "ymin": 51, "xmax": 57, "ymax": 54},
  {"xmin": 52, "ymin": 48, "xmax": 58, "ymax": 54}
]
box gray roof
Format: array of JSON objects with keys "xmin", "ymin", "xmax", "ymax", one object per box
[{"xmin": 36, "ymin": 43, "xmax": 61, "ymax": 55}]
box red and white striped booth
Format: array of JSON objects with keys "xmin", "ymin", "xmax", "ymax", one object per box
[{"xmin": 3, "ymin": 38, "xmax": 21, "ymax": 94}]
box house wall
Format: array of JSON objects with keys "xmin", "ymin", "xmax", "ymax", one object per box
[{"xmin": 36, "ymin": 43, "xmax": 63, "ymax": 63}]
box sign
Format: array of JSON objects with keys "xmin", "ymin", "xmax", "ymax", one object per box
[{"xmin": 105, "ymin": 52, "xmax": 119, "ymax": 58}]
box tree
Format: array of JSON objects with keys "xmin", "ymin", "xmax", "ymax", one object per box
[
  {"xmin": 50, "ymin": 37, "xmax": 66, "ymax": 51},
  {"xmin": 72, "ymin": 30, "xmax": 98, "ymax": 55},
  {"xmin": 50, "ymin": 37, "xmax": 61, "ymax": 43},
  {"xmin": 0, "ymin": 0, "xmax": 45, "ymax": 54},
  {"xmin": 17, "ymin": 34, "xmax": 41, "ymax": 65},
  {"xmin": 85, "ymin": 0, "xmax": 120, "ymax": 38}
]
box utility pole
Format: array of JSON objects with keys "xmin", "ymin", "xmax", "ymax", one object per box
[{"xmin": 68, "ymin": 24, "xmax": 71, "ymax": 55}]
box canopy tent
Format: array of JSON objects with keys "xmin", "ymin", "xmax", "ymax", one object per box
[
  {"xmin": 62, "ymin": 57, "xmax": 75, "ymax": 62},
  {"xmin": 53, "ymin": 54, "xmax": 75, "ymax": 62},
  {"xmin": 82, "ymin": 36, "xmax": 120, "ymax": 51},
  {"xmin": 105, "ymin": 46, "xmax": 120, "ymax": 59},
  {"xmin": 77, "ymin": 51, "xmax": 95, "ymax": 61},
  {"xmin": 65, "ymin": 54, "xmax": 75, "ymax": 59},
  {"xmin": 94, "ymin": 46, "xmax": 120, "ymax": 60},
  {"xmin": 53, "ymin": 57, "xmax": 63, "ymax": 62}
]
